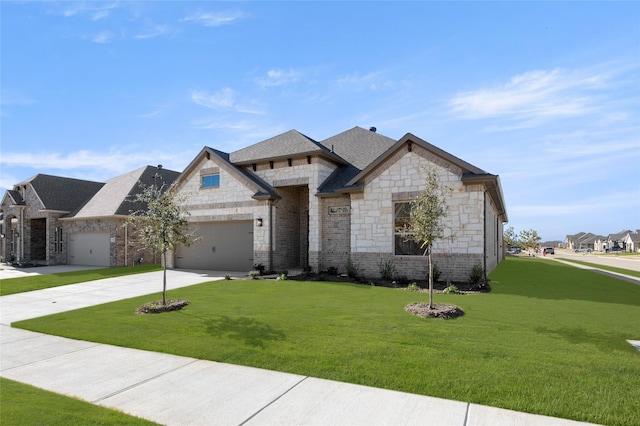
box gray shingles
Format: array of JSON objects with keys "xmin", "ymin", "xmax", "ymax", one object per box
[
  {"xmin": 27, "ymin": 174, "xmax": 104, "ymax": 213},
  {"xmin": 320, "ymin": 126, "xmax": 396, "ymax": 170},
  {"xmin": 230, "ymin": 130, "xmax": 324, "ymax": 164}
]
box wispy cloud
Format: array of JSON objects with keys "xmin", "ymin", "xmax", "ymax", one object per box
[
  {"xmin": 448, "ymin": 67, "xmax": 616, "ymax": 125},
  {"xmin": 0, "ymin": 148, "xmax": 187, "ymax": 184},
  {"xmin": 255, "ymin": 69, "xmax": 303, "ymax": 88},
  {"xmin": 191, "ymin": 88, "xmax": 236, "ymax": 110},
  {"xmin": 134, "ymin": 24, "xmax": 172, "ymax": 40},
  {"xmin": 190, "ymin": 88, "xmax": 263, "ymax": 115},
  {"xmin": 58, "ymin": 2, "xmax": 120, "ymax": 21},
  {"xmin": 336, "ymin": 71, "xmax": 397, "ymax": 91},
  {"xmin": 181, "ymin": 11, "xmax": 245, "ymax": 27},
  {"xmin": 91, "ymin": 30, "xmax": 116, "ymax": 43}
]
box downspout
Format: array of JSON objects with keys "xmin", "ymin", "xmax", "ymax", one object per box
[
  {"xmin": 124, "ymin": 223, "xmax": 128, "ymax": 267},
  {"xmin": 269, "ymin": 200, "xmax": 274, "ymax": 271},
  {"xmin": 20, "ymin": 208, "xmax": 24, "ymax": 261},
  {"xmin": 483, "ymin": 189, "xmax": 488, "ymax": 281}
]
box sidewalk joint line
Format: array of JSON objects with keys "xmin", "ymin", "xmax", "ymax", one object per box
[
  {"xmin": 92, "ymin": 359, "xmax": 200, "ymax": 403},
  {"xmin": 238, "ymin": 376, "xmax": 309, "ymax": 426},
  {"xmin": 463, "ymin": 403, "xmax": 470, "ymax": 426}
]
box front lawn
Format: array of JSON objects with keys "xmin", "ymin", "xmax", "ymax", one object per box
[
  {"xmin": 12, "ymin": 258, "xmax": 640, "ymax": 426},
  {"xmin": 0, "ymin": 378, "xmax": 157, "ymax": 425},
  {"xmin": 0, "ymin": 264, "xmax": 162, "ymax": 296}
]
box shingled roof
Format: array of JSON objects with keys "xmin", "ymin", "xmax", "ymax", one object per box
[
  {"xmin": 320, "ymin": 126, "xmax": 396, "ymax": 170},
  {"xmin": 230, "ymin": 129, "xmax": 346, "ymax": 165},
  {"xmin": 71, "ymin": 165, "xmax": 180, "ymax": 218},
  {"xmin": 15, "ymin": 174, "xmax": 104, "ymax": 213}
]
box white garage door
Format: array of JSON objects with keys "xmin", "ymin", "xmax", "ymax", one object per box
[
  {"xmin": 175, "ymin": 221, "xmax": 253, "ymax": 271},
  {"xmin": 69, "ymin": 233, "xmax": 110, "ymax": 267}
]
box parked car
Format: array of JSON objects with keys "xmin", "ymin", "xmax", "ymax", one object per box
[
  {"xmin": 606, "ymin": 246, "xmax": 624, "ymax": 253},
  {"xmin": 574, "ymin": 247, "xmax": 591, "ymax": 253},
  {"xmin": 544, "ymin": 247, "xmax": 555, "ymax": 255}
]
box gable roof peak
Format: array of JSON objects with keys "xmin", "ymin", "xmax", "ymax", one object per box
[{"xmin": 230, "ymin": 129, "xmax": 326, "ymax": 164}]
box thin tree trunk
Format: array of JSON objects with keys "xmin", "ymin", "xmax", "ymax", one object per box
[
  {"xmin": 162, "ymin": 250, "xmax": 167, "ymax": 306},
  {"xmin": 428, "ymin": 245, "xmax": 434, "ymax": 309}
]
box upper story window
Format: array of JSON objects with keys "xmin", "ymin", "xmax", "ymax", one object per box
[
  {"xmin": 201, "ymin": 173, "xmax": 220, "ymax": 188},
  {"xmin": 394, "ymin": 202, "xmax": 424, "ymax": 256}
]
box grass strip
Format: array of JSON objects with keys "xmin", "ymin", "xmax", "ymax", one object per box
[
  {"xmin": 0, "ymin": 264, "xmax": 162, "ymax": 296},
  {"xmin": 553, "ymin": 258, "xmax": 640, "ymax": 279},
  {"xmin": 0, "ymin": 378, "xmax": 157, "ymax": 425},
  {"xmin": 13, "ymin": 258, "xmax": 640, "ymax": 426}
]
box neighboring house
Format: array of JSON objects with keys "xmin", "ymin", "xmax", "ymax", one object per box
[
  {"xmin": 593, "ymin": 235, "xmax": 607, "ymax": 252},
  {"xmin": 607, "ymin": 229, "xmax": 632, "ymax": 252},
  {"xmin": 622, "ymin": 231, "xmax": 640, "ymax": 252},
  {"xmin": 169, "ymin": 126, "xmax": 508, "ymax": 282},
  {"xmin": 566, "ymin": 232, "xmax": 598, "ymax": 251},
  {"xmin": 0, "ymin": 166, "xmax": 179, "ymax": 267}
]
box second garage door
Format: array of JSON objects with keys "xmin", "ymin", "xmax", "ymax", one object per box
[
  {"xmin": 68, "ymin": 232, "xmax": 111, "ymax": 267},
  {"xmin": 175, "ymin": 221, "xmax": 253, "ymax": 271}
]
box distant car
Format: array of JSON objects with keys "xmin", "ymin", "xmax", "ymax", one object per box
[
  {"xmin": 544, "ymin": 247, "xmax": 555, "ymax": 255},
  {"xmin": 574, "ymin": 247, "xmax": 591, "ymax": 253},
  {"xmin": 606, "ymin": 246, "xmax": 624, "ymax": 253}
]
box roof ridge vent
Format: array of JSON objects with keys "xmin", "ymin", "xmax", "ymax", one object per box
[{"xmin": 369, "ymin": 126, "xmax": 377, "ymax": 132}]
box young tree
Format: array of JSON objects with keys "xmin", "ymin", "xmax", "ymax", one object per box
[
  {"xmin": 128, "ymin": 179, "xmax": 195, "ymax": 306},
  {"xmin": 504, "ymin": 226, "xmax": 518, "ymax": 249},
  {"xmin": 519, "ymin": 228, "xmax": 541, "ymax": 255},
  {"xmin": 401, "ymin": 169, "xmax": 450, "ymax": 309}
]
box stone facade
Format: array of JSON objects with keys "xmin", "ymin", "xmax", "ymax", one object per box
[{"xmin": 2, "ymin": 128, "xmax": 506, "ymax": 280}]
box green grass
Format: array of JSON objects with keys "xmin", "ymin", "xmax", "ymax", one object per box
[
  {"xmin": 0, "ymin": 264, "xmax": 162, "ymax": 296},
  {"xmin": 12, "ymin": 258, "xmax": 640, "ymax": 425},
  {"xmin": 553, "ymin": 258, "xmax": 640, "ymax": 279},
  {"xmin": 0, "ymin": 378, "xmax": 157, "ymax": 425}
]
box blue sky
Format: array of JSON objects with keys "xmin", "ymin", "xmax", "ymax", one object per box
[{"xmin": 1, "ymin": 1, "xmax": 639, "ymax": 241}]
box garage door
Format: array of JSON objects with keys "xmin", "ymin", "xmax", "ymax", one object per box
[
  {"xmin": 69, "ymin": 232, "xmax": 110, "ymax": 267},
  {"xmin": 175, "ymin": 221, "xmax": 253, "ymax": 271}
]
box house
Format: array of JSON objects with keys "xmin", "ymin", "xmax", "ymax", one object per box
[
  {"xmin": 169, "ymin": 127, "xmax": 508, "ymax": 282},
  {"xmin": 566, "ymin": 232, "xmax": 596, "ymax": 251},
  {"xmin": 622, "ymin": 231, "xmax": 640, "ymax": 253},
  {"xmin": 607, "ymin": 229, "xmax": 632, "ymax": 252},
  {"xmin": 0, "ymin": 166, "xmax": 179, "ymax": 267}
]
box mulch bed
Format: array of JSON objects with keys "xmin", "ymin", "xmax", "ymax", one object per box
[
  {"xmin": 404, "ymin": 302, "xmax": 465, "ymax": 319},
  {"xmin": 136, "ymin": 299, "xmax": 190, "ymax": 314}
]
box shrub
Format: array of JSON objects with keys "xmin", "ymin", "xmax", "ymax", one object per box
[
  {"xmin": 407, "ymin": 282, "xmax": 420, "ymax": 292},
  {"xmin": 224, "ymin": 274, "xmax": 232, "ymax": 281},
  {"xmin": 277, "ymin": 273, "xmax": 288, "ymax": 281},
  {"xmin": 431, "ymin": 264, "xmax": 442, "ymax": 282},
  {"xmin": 248, "ymin": 270, "xmax": 260, "ymax": 280},
  {"xmin": 346, "ymin": 257, "xmax": 360, "ymax": 278},
  {"xmin": 303, "ymin": 265, "xmax": 313, "ymax": 274},
  {"xmin": 394, "ymin": 275, "xmax": 410, "ymax": 286},
  {"xmin": 253, "ymin": 263, "xmax": 265, "ymax": 275},
  {"xmin": 326, "ymin": 266, "xmax": 339, "ymax": 275},
  {"xmin": 377, "ymin": 259, "xmax": 396, "ymax": 281},
  {"xmin": 469, "ymin": 264, "xmax": 484, "ymax": 284},
  {"xmin": 443, "ymin": 284, "xmax": 458, "ymax": 294}
]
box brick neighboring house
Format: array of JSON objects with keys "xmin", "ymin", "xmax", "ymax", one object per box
[
  {"xmin": 0, "ymin": 165, "xmax": 179, "ymax": 267},
  {"xmin": 169, "ymin": 127, "xmax": 508, "ymax": 282}
]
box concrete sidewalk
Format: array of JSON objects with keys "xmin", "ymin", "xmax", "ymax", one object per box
[{"xmin": 0, "ymin": 269, "xmax": 599, "ymax": 425}]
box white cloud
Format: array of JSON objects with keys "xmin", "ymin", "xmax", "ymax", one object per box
[
  {"xmin": 191, "ymin": 88, "xmax": 236, "ymax": 110},
  {"xmin": 181, "ymin": 11, "xmax": 245, "ymax": 27},
  {"xmin": 448, "ymin": 67, "xmax": 614, "ymax": 123},
  {"xmin": 134, "ymin": 25, "xmax": 171, "ymax": 40},
  {"xmin": 92, "ymin": 31, "xmax": 115, "ymax": 43},
  {"xmin": 58, "ymin": 2, "xmax": 120, "ymax": 20},
  {"xmin": 255, "ymin": 69, "xmax": 303, "ymax": 88}
]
